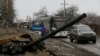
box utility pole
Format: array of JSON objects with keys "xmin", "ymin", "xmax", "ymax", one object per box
[
  {"xmin": 61, "ymin": 0, "xmax": 68, "ymax": 25},
  {"xmin": 63, "ymin": 0, "xmax": 66, "ymax": 18},
  {"xmin": 61, "ymin": 0, "xmax": 68, "ymax": 18}
]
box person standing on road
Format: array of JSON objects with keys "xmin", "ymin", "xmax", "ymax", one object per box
[
  {"xmin": 40, "ymin": 23, "xmax": 46, "ymax": 38},
  {"xmin": 39, "ymin": 22, "xmax": 46, "ymax": 46}
]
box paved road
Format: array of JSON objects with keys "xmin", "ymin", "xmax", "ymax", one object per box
[
  {"xmin": 60, "ymin": 36, "xmax": 100, "ymax": 56},
  {"xmin": 27, "ymin": 30, "xmax": 100, "ymax": 56}
]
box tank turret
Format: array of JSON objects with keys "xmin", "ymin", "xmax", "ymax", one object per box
[{"xmin": 0, "ymin": 13, "xmax": 86, "ymax": 55}]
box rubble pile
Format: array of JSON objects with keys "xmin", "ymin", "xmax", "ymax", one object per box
[{"xmin": 0, "ymin": 34, "xmax": 45, "ymax": 54}]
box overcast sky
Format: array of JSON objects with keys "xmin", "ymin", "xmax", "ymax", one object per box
[{"xmin": 14, "ymin": 0, "xmax": 100, "ymax": 20}]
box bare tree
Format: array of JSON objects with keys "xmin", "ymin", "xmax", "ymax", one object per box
[
  {"xmin": 66, "ymin": 6, "xmax": 78, "ymax": 21},
  {"xmin": 81, "ymin": 13, "xmax": 97, "ymax": 24},
  {"xmin": 54, "ymin": 5, "xmax": 79, "ymax": 29},
  {"xmin": 55, "ymin": 6, "xmax": 78, "ymax": 22},
  {"xmin": 87, "ymin": 13, "xmax": 97, "ymax": 23},
  {"xmin": 33, "ymin": 7, "xmax": 48, "ymax": 21},
  {"xmin": 0, "ymin": 0, "xmax": 15, "ymax": 27}
]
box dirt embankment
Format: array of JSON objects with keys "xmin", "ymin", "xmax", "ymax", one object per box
[{"xmin": 0, "ymin": 27, "xmax": 26, "ymax": 36}]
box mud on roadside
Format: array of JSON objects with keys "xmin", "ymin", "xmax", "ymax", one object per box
[{"xmin": 45, "ymin": 38, "xmax": 99, "ymax": 56}]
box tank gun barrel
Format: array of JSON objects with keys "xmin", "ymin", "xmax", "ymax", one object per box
[{"xmin": 27, "ymin": 13, "xmax": 87, "ymax": 47}]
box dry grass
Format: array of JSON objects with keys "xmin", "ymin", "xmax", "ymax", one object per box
[{"xmin": 0, "ymin": 27, "xmax": 26, "ymax": 36}]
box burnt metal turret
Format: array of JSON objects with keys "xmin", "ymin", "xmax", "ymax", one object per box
[{"xmin": 0, "ymin": 13, "xmax": 86, "ymax": 54}]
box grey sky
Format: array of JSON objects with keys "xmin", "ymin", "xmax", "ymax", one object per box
[{"xmin": 14, "ymin": 0, "xmax": 100, "ymax": 20}]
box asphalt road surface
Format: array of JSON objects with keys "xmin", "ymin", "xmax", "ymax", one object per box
[{"xmin": 61, "ymin": 35, "xmax": 100, "ymax": 56}]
